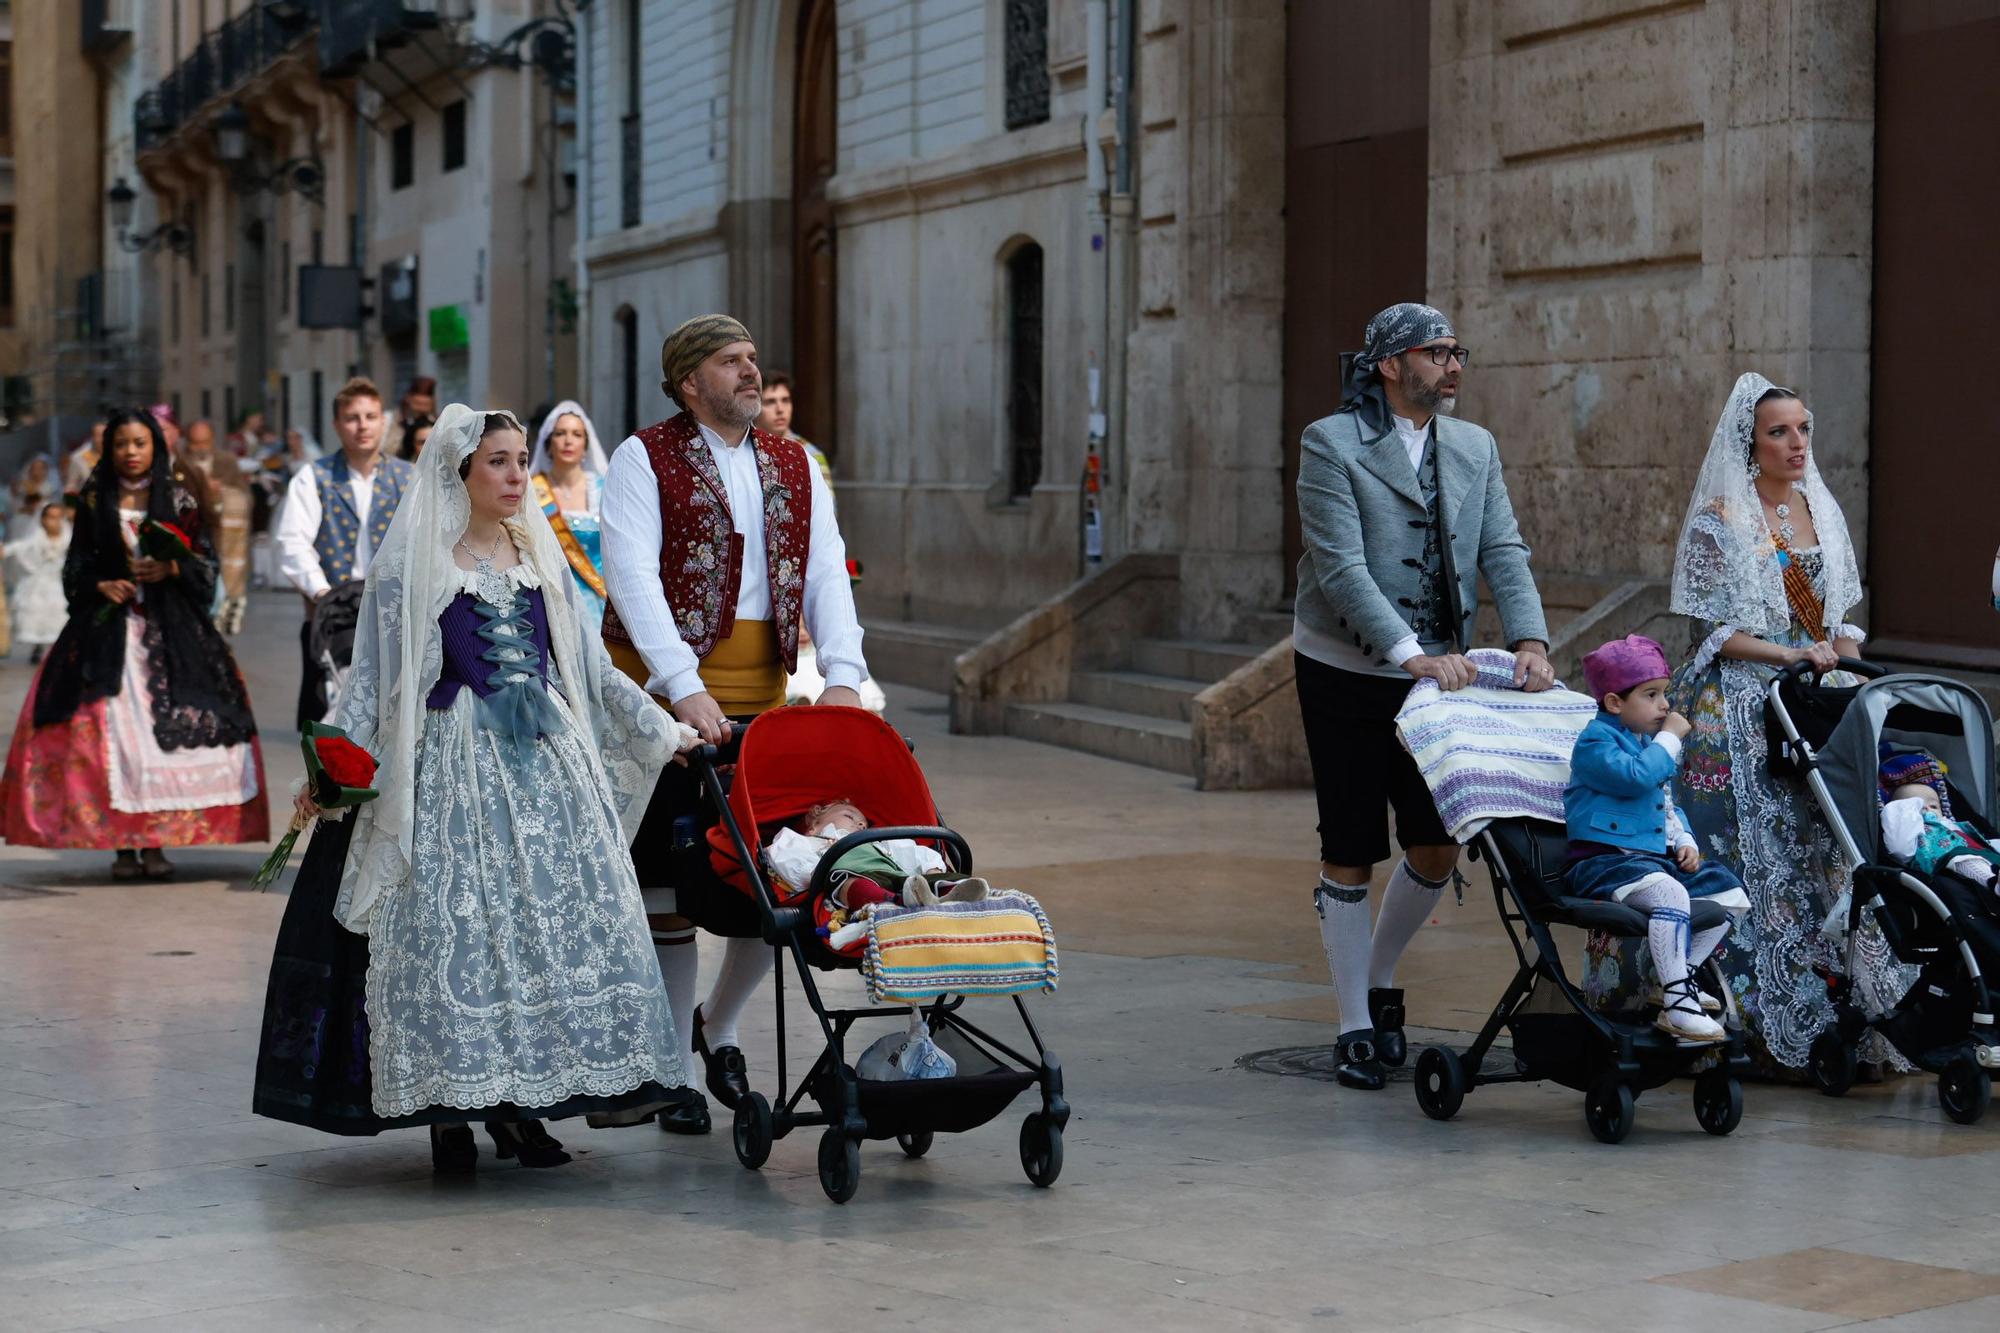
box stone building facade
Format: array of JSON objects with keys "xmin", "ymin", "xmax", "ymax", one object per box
[
  {"xmin": 118, "ymin": 0, "xmax": 574, "ymax": 445},
  {"xmin": 574, "ymin": 1, "xmax": 1994, "ymax": 782}
]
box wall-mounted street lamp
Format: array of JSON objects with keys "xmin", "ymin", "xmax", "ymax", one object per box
[
  {"xmin": 107, "ymin": 176, "xmax": 194, "ymax": 256},
  {"xmin": 213, "ymin": 102, "xmax": 327, "ymax": 205}
]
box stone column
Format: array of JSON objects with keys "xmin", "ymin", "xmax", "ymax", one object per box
[{"xmin": 1122, "ymin": 0, "xmax": 1288, "ymax": 641}]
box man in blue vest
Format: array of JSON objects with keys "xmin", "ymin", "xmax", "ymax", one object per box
[{"xmin": 273, "ymin": 376, "xmax": 415, "ymax": 729}]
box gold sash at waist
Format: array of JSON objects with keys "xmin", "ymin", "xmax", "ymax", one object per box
[{"xmin": 605, "ymin": 618, "xmax": 786, "ymax": 716}]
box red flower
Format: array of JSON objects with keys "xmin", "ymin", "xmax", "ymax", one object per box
[
  {"xmin": 150, "ymin": 521, "xmax": 192, "ymax": 548},
  {"xmin": 313, "ymin": 736, "xmax": 377, "ymax": 789},
  {"xmin": 845, "ymin": 558, "xmax": 863, "ymax": 578}
]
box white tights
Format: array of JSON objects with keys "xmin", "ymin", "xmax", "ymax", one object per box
[{"xmin": 1621, "ymin": 873, "xmax": 1727, "ymax": 989}]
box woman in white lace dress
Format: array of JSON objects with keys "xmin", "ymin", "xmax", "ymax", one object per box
[
  {"xmin": 1587, "ymin": 373, "xmax": 1909, "ymax": 1075},
  {"xmin": 254, "ymin": 405, "xmax": 691, "ymax": 1171}
]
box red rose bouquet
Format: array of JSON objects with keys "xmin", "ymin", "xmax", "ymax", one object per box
[
  {"xmin": 138, "ymin": 518, "xmax": 196, "ymax": 566},
  {"xmin": 252, "ymin": 722, "xmax": 381, "ymax": 889}
]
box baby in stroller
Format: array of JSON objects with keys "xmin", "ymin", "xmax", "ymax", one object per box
[
  {"xmin": 766, "ymin": 800, "xmax": 990, "ymax": 947},
  {"xmin": 1881, "ymin": 748, "xmax": 1999, "ymax": 891},
  {"xmin": 1564, "ymin": 635, "xmax": 1750, "ymax": 1043}
]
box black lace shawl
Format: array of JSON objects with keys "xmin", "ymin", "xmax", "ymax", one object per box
[{"xmin": 31, "ymin": 453, "xmax": 257, "ymax": 749}]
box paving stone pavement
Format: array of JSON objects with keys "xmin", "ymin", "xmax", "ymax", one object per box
[{"xmin": 0, "ymin": 592, "xmax": 1997, "ymax": 1331}]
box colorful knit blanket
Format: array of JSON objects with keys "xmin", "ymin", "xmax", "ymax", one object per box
[
  {"xmin": 862, "ymin": 892, "xmax": 1059, "ymax": 1005},
  {"xmin": 1394, "ymin": 648, "xmax": 1598, "ymax": 841}
]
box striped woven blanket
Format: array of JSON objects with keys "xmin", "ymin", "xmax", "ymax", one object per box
[
  {"xmin": 862, "ymin": 892, "xmax": 1059, "ymax": 1006},
  {"xmin": 1394, "ymin": 648, "xmax": 1598, "ymax": 841}
]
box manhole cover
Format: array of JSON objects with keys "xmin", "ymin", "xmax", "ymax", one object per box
[
  {"xmin": 0, "ymin": 884, "xmax": 73, "ymax": 900},
  {"xmin": 1238, "ymin": 1039, "xmax": 1519, "ymax": 1084}
]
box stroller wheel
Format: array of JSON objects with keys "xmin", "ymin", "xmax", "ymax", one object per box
[
  {"xmin": 1692, "ymin": 1068, "xmax": 1744, "ymax": 1136},
  {"xmin": 1938, "ymin": 1058, "xmax": 1993, "ymax": 1126},
  {"xmin": 732, "ymin": 1092, "xmax": 774, "ymax": 1170},
  {"xmin": 1020, "ymin": 1112, "xmax": 1064, "ymax": 1188},
  {"xmin": 896, "ymin": 1129, "xmax": 934, "ymax": 1159},
  {"xmin": 817, "ymin": 1127, "xmax": 862, "ymax": 1204},
  {"xmin": 1808, "ymin": 1029, "xmax": 1857, "ymax": 1097},
  {"xmin": 1584, "ymin": 1076, "xmax": 1636, "ymax": 1145},
  {"xmin": 1413, "ymin": 1046, "xmax": 1467, "ymax": 1122}
]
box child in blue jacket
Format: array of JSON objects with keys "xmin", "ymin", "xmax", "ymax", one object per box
[{"xmin": 1565, "ymin": 634, "xmax": 1749, "ymax": 1043}]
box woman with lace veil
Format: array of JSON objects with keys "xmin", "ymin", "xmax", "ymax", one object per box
[
  {"xmin": 527, "ymin": 400, "xmax": 610, "ymax": 633},
  {"xmin": 252, "ymin": 404, "xmax": 692, "ymax": 1171},
  {"xmin": 1589, "ymin": 372, "xmax": 1908, "ymax": 1074}
]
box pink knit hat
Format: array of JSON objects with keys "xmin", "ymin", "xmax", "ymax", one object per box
[{"xmin": 1582, "ymin": 634, "xmax": 1672, "ymax": 702}]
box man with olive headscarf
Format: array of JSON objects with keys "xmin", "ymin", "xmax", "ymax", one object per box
[
  {"xmin": 602, "ymin": 313, "xmax": 870, "ymax": 1134},
  {"xmin": 1293, "ymin": 302, "xmax": 1552, "ymax": 1091}
]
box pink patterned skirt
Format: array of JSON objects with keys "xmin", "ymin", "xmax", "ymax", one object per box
[{"xmin": 0, "ymin": 649, "xmax": 270, "ymax": 850}]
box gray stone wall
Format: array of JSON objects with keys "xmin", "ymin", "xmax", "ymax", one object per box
[{"xmin": 1429, "ymin": 0, "xmax": 1877, "ymax": 586}]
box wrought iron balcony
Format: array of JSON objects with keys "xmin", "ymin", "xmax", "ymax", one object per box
[{"xmin": 133, "ymin": 5, "xmax": 313, "ymax": 155}]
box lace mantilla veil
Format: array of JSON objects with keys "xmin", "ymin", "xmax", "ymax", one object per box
[
  {"xmin": 528, "ymin": 399, "xmax": 611, "ymax": 477},
  {"xmin": 332, "ymin": 403, "xmax": 673, "ymax": 932},
  {"xmin": 1669, "ymin": 371, "xmax": 1864, "ymax": 638}
]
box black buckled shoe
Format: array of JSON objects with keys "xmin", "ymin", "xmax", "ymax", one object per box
[
  {"xmin": 1368, "ymin": 988, "xmax": 1408, "ymax": 1068},
  {"xmin": 1335, "ymin": 1029, "xmax": 1387, "ymax": 1091},
  {"xmin": 693, "ymin": 1005, "xmax": 750, "ymax": 1111},
  {"xmin": 486, "ymin": 1118, "xmax": 571, "ymax": 1168},
  {"xmin": 657, "ymin": 1090, "xmax": 712, "ymax": 1135}
]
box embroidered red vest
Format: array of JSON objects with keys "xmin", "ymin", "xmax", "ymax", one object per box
[{"xmin": 601, "ymin": 411, "xmax": 813, "ymax": 671}]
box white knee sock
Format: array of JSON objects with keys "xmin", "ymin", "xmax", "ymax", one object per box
[
  {"xmin": 1623, "ymin": 874, "xmax": 1693, "ymax": 988},
  {"xmin": 652, "ymin": 925, "xmax": 700, "ymax": 1070},
  {"xmin": 701, "ymin": 936, "xmax": 774, "ymax": 1050},
  {"xmin": 1367, "ymin": 859, "xmax": 1449, "ymax": 989},
  {"xmin": 1315, "ymin": 879, "xmax": 1374, "ymax": 1035}
]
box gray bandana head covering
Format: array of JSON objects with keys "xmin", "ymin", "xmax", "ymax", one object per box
[{"xmin": 1341, "ymin": 302, "xmax": 1456, "ymax": 435}]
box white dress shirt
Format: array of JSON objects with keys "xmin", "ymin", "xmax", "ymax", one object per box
[
  {"xmin": 272, "ymin": 458, "xmax": 378, "ymax": 601},
  {"xmin": 1293, "ymin": 413, "xmax": 1433, "ymax": 676},
  {"xmin": 601, "ymin": 420, "xmax": 868, "ymax": 704}
]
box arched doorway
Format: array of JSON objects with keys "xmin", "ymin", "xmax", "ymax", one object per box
[{"xmin": 791, "ymin": 0, "xmax": 838, "ymax": 459}]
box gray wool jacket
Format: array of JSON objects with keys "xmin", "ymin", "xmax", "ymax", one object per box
[{"xmin": 1294, "ymin": 408, "xmax": 1548, "ymax": 666}]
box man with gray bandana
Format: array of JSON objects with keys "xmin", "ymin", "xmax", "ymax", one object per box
[{"xmin": 1293, "ymin": 302, "xmax": 1552, "ymax": 1090}]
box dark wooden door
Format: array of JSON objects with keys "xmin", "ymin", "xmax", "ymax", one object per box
[
  {"xmin": 1281, "ymin": 1, "xmax": 1429, "ymax": 592},
  {"xmin": 1869, "ymin": 3, "xmax": 2000, "ymax": 656},
  {"xmin": 791, "ymin": 0, "xmax": 838, "ymax": 459}
]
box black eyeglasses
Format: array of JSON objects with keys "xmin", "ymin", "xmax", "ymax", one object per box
[{"xmin": 1405, "ymin": 345, "xmax": 1470, "ymax": 368}]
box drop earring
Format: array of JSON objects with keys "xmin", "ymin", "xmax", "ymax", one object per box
[{"xmin": 1747, "ymin": 460, "xmax": 1762, "ymax": 481}]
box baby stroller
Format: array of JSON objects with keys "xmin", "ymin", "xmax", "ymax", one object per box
[
  {"xmin": 689, "ymin": 706, "xmax": 1067, "ymax": 1202},
  {"xmin": 1767, "ymin": 659, "xmax": 2000, "ymax": 1123},
  {"xmin": 308, "ymin": 578, "xmax": 365, "ymax": 723},
  {"xmin": 1412, "ymin": 819, "xmax": 1749, "ymax": 1143}
]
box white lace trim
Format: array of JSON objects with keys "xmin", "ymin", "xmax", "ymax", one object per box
[
  {"xmin": 447, "ymin": 559, "xmax": 542, "ymax": 596},
  {"xmin": 1688, "ymin": 623, "xmax": 1736, "ymax": 680}
]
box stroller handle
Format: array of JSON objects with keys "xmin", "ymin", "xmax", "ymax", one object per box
[
  {"xmin": 1782, "ymin": 656, "xmax": 1886, "ymax": 682},
  {"xmin": 808, "ymin": 827, "xmax": 974, "ymax": 903}
]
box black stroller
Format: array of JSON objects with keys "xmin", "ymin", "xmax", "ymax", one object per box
[
  {"xmin": 1766, "ymin": 659, "xmax": 2000, "ymax": 1123},
  {"xmin": 686, "ymin": 706, "xmax": 1067, "ymax": 1202},
  {"xmin": 1413, "ymin": 818, "xmax": 1749, "ymax": 1143}
]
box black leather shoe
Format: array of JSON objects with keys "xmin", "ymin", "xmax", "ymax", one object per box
[
  {"xmin": 430, "ymin": 1123, "xmax": 477, "ymax": 1174},
  {"xmin": 657, "ymin": 1091, "xmax": 712, "ymax": 1135},
  {"xmin": 693, "ymin": 1006, "xmax": 750, "ymax": 1111},
  {"xmin": 1368, "ymin": 988, "xmax": 1408, "ymax": 1068},
  {"xmin": 485, "ymin": 1118, "xmax": 571, "ymax": 1168},
  {"xmin": 1335, "ymin": 1029, "xmax": 1386, "ymax": 1091}
]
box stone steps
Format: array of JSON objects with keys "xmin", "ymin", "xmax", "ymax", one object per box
[
  {"xmin": 1069, "ymin": 668, "xmax": 1211, "ymax": 722},
  {"xmin": 861, "ymin": 619, "xmax": 985, "ymax": 694},
  {"xmin": 1004, "ymin": 699, "xmax": 1196, "ymax": 775},
  {"xmin": 1130, "ymin": 637, "xmax": 1264, "ymax": 681}
]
